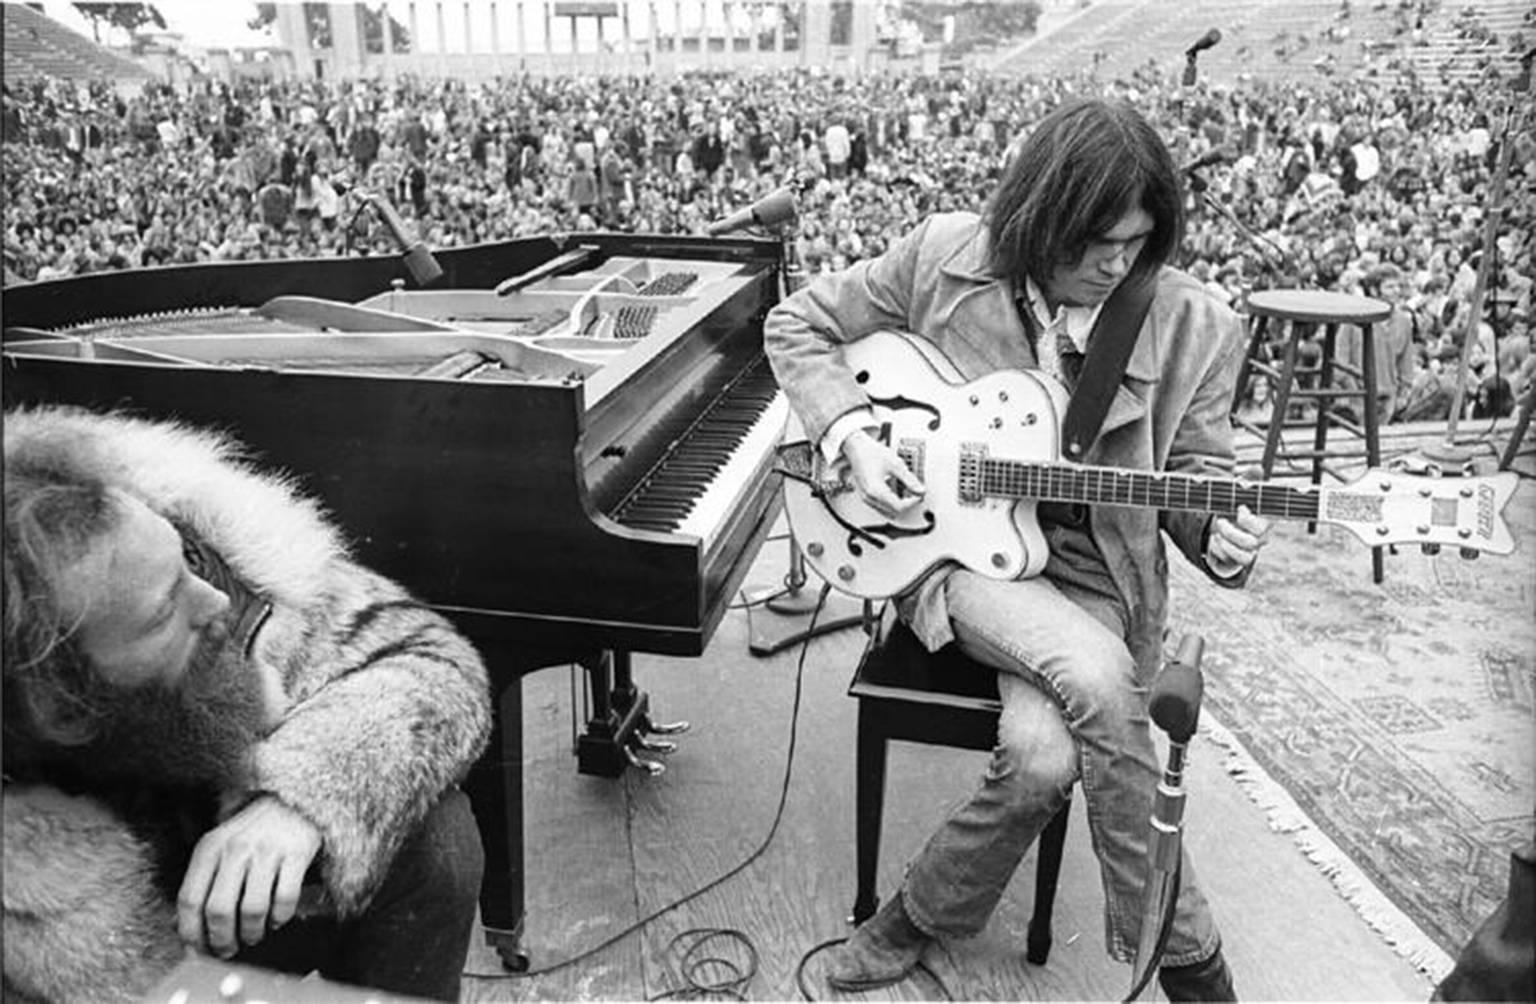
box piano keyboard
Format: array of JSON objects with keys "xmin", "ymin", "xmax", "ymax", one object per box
[
  {"xmin": 610, "ymin": 359, "xmax": 785, "ymax": 542},
  {"xmin": 637, "ymin": 271, "xmax": 700, "ymax": 297}
]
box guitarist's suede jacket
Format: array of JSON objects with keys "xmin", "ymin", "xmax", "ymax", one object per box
[{"xmin": 764, "ymin": 211, "xmax": 1251, "ymax": 681}]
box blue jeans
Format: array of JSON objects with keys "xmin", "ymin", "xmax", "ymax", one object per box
[
  {"xmin": 234, "ymin": 788, "xmax": 484, "ymax": 1001},
  {"xmin": 899, "ymin": 570, "xmax": 1221, "ymax": 967}
]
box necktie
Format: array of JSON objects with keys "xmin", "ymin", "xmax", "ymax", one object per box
[{"xmin": 1057, "ymin": 326, "xmax": 1085, "ymax": 391}]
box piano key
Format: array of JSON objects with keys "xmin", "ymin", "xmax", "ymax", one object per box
[
  {"xmin": 675, "ymin": 389, "xmax": 788, "ymax": 544},
  {"xmin": 608, "ymin": 362, "xmax": 786, "ymax": 546}
]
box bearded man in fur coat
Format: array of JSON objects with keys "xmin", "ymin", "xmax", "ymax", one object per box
[{"xmin": 2, "ymin": 405, "xmax": 494, "ymax": 1002}]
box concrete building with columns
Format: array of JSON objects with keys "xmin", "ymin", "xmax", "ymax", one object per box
[{"xmin": 274, "ymin": 2, "xmax": 892, "ymax": 81}]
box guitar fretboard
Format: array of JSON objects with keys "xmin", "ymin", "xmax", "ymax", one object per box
[{"xmin": 980, "ymin": 460, "xmax": 1323, "ymax": 521}]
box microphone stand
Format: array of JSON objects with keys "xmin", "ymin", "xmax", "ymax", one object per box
[
  {"xmin": 1188, "ymin": 170, "xmax": 1289, "ymax": 286},
  {"xmin": 745, "ymin": 216, "xmax": 869, "ymax": 657},
  {"xmin": 1127, "ymin": 635, "xmax": 1205, "ymax": 1001},
  {"xmin": 1417, "ymin": 66, "xmax": 1531, "ymax": 475}
]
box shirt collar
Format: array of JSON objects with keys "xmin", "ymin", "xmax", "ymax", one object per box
[{"xmin": 1022, "ymin": 277, "xmax": 1105, "ymax": 352}]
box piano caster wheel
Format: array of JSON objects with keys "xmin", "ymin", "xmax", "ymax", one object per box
[
  {"xmin": 623, "ymin": 745, "xmax": 667, "ymax": 776},
  {"xmin": 635, "ymin": 735, "xmax": 678, "ymax": 755},
  {"xmin": 644, "ymin": 716, "xmax": 690, "ymax": 736},
  {"xmin": 497, "ymin": 947, "xmax": 531, "ymax": 973}
]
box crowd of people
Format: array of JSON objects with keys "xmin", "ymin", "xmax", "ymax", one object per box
[{"xmin": 3, "ymin": 47, "xmax": 1532, "ymax": 422}]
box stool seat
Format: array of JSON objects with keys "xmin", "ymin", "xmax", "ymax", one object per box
[
  {"xmin": 1231, "ymin": 287, "xmax": 1388, "ymax": 582},
  {"xmin": 1246, "ymin": 289, "xmax": 1391, "ymax": 325}
]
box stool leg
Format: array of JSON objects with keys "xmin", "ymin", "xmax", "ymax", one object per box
[
  {"xmin": 851, "ymin": 703, "xmax": 888, "ymax": 925},
  {"xmin": 1309, "ymin": 321, "xmax": 1342, "ymax": 515},
  {"xmin": 1260, "ymin": 320, "xmax": 1305, "ymax": 477},
  {"xmin": 1026, "ymin": 797, "xmax": 1072, "ymax": 965},
  {"xmin": 1232, "ymin": 314, "xmax": 1271, "ymax": 421},
  {"xmin": 1358, "ymin": 322, "xmax": 1384, "ymax": 583},
  {"xmin": 1500, "ymin": 382, "xmax": 1535, "ymax": 471}
]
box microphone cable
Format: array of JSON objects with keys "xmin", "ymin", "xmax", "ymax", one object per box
[
  {"xmin": 462, "ymin": 582, "xmax": 833, "ymax": 992},
  {"xmin": 1121, "ymin": 860, "xmax": 1181, "ymax": 1003}
]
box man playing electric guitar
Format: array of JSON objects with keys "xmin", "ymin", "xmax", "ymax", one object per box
[{"xmin": 764, "ymin": 98, "xmax": 1269, "ymax": 1001}]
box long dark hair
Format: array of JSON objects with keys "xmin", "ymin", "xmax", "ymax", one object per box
[
  {"xmin": 987, "ymin": 98, "xmax": 1184, "ymax": 286},
  {"xmin": 2, "ymin": 471, "xmax": 124, "ymax": 760}
]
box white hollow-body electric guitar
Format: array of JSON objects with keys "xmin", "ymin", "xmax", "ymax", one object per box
[{"xmin": 777, "ymin": 331, "xmax": 1519, "ymax": 601}]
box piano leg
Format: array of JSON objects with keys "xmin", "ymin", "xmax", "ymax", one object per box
[
  {"xmin": 464, "ymin": 661, "xmax": 530, "ymax": 971},
  {"xmin": 576, "ymin": 650, "xmax": 689, "ymax": 777},
  {"xmin": 464, "ymin": 642, "xmax": 686, "ymax": 971}
]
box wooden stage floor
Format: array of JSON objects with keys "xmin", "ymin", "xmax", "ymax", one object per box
[{"xmin": 460, "ymin": 422, "xmax": 1529, "ymax": 1002}]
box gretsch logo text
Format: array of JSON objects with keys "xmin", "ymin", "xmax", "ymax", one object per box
[{"xmin": 1478, "ymin": 484, "xmax": 1495, "ymax": 540}]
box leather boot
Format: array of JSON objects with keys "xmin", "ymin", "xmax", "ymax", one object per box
[
  {"xmin": 826, "ymin": 892, "xmax": 933, "ymax": 992},
  {"xmin": 1159, "ymin": 946, "xmax": 1237, "ymax": 1002}
]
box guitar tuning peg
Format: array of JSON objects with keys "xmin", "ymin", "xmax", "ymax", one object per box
[
  {"xmin": 1421, "ymin": 543, "xmax": 1441, "ymax": 555},
  {"xmin": 1459, "ymin": 547, "xmax": 1481, "ymax": 561}
]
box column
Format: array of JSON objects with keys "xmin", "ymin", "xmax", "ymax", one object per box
[
  {"xmin": 328, "ymin": 2, "xmax": 366, "ymax": 77},
  {"xmin": 435, "ymin": 0, "xmax": 448, "ymax": 74}
]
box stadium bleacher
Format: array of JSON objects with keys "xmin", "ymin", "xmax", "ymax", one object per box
[
  {"xmin": 988, "ymin": 0, "xmax": 1532, "ymax": 91},
  {"xmin": 2, "ymin": 2, "xmax": 156, "ymax": 89}
]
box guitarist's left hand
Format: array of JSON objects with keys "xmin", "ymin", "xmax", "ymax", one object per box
[{"xmin": 1206, "ymin": 505, "xmax": 1271, "ymax": 579}]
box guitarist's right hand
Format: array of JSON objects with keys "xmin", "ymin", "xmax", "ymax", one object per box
[{"xmin": 842, "ymin": 430, "xmax": 926, "ymax": 517}]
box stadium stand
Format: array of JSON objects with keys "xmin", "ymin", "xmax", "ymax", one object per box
[
  {"xmin": 2, "ymin": 2, "xmax": 157, "ymax": 89},
  {"xmin": 990, "ymin": 0, "xmax": 1532, "ymax": 90}
]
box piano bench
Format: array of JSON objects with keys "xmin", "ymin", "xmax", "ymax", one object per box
[{"xmin": 848, "ymin": 613, "xmax": 1071, "ymax": 966}]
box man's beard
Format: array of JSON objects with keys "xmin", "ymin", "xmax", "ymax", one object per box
[{"xmin": 82, "ymin": 629, "xmax": 272, "ymax": 792}]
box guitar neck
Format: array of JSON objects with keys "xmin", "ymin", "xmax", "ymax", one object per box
[{"xmin": 981, "ymin": 459, "xmax": 1322, "ymax": 522}]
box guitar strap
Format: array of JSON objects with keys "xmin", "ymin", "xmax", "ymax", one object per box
[{"xmin": 1059, "ymin": 272, "xmax": 1157, "ymax": 462}]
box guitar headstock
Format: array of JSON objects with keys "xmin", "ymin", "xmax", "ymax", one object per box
[{"xmin": 1321, "ymin": 468, "xmax": 1520, "ymax": 556}]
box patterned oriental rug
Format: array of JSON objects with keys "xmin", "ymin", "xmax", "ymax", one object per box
[{"xmin": 1167, "ymin": 474, "xmax": 1535, "ymax": 980}]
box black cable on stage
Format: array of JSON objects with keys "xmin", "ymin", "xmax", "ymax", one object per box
[
  {"xmin": 463, "ymin": 582, "xmax": 832, "ymax": 988},
  {"xmin": 649, "ymin": 928, "xmax": 759, "ymax": 1001}
]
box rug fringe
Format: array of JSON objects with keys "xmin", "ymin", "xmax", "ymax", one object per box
[{"xmin": 1198, "ymin": 712, "xmax": 1457, "ymax": 982}]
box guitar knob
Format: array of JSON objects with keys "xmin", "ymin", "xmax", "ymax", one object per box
[
  {"xmin": 806, "ymin": 542, "xmax": 824, "ymax": 558},
  {"xmin": 991, "ymin": 552, "xmax": 1009, "ymax": 569},
  {"xmin": 837, "ymin": 565, "xmax": 856, "ymax": 581},
  {"xmin": 1421, "ymin": 543, "xmax": 1440, "ymax": 555},
  {"xmin": 1459, "ymin": 547, "xmax": 1480, "ymax": 561}
]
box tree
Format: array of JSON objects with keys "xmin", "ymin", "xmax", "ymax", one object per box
[
  {"xmin": 248, "ymin": 1, "xmax": 331, "ymax": 49},
  {"xmin": 248, "ymin": 2, "xmax": 409, "ymax": 53},
  {"xmin": 72, "ymin": 3, "xmax": 166, "ymax": 45},
  {"xmin": 362, "ymin": 4, "xmax": 412, "ymax": 54}
]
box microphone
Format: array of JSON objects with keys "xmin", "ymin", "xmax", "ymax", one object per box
[
  {"xmin": 366, "ymin": 191, "xmax": 444, "ymax": 286},
  {"xmin": 705, "ymin": 186, "xmax": 798, "ymax": 237},
  {"xmin": 1185, "ymin": 28, "xmax": 1221, "ymax": 56},
  {"xmin": 1150, "ymin": 634, "xmax": 1204, "ymax": 742},
  {"xmin": 1181, "ymin": 149, "xmax": 1229, "ymax": 174}
]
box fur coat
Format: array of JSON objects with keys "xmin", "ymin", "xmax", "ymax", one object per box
[{"xmin": 3, "ymin": 406, "xmax": 493, "ymax": 1003}]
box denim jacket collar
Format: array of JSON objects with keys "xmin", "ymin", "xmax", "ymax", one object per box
[{"xmin": 936, "ymin": 223, "xmax": 1162, "ymax": 385}]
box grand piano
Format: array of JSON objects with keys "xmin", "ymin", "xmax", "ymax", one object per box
[{"xmin": 1, "ymin": 231, "xmax": 790, "ymax": 967}]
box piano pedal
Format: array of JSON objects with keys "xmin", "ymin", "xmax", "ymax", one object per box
[
  {"xmin": 623, "ymin": 745, "xmax": 667, "ymax": 776},
  {"xmin": 643, "ymin": 715, "xmax": 691, "ymax": 736},
  {"xmin": 634, "ymin": 735, "xmax": 678, "ymax": 755}
]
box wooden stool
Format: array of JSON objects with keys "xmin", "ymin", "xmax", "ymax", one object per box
[
  {"xmin": 1231, "ymin": 289, "xmax": 1392, "ymax": 582},
  {"xmin": 849, "ymin": 615, "xmax": 1071, "ymax": 965}
]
